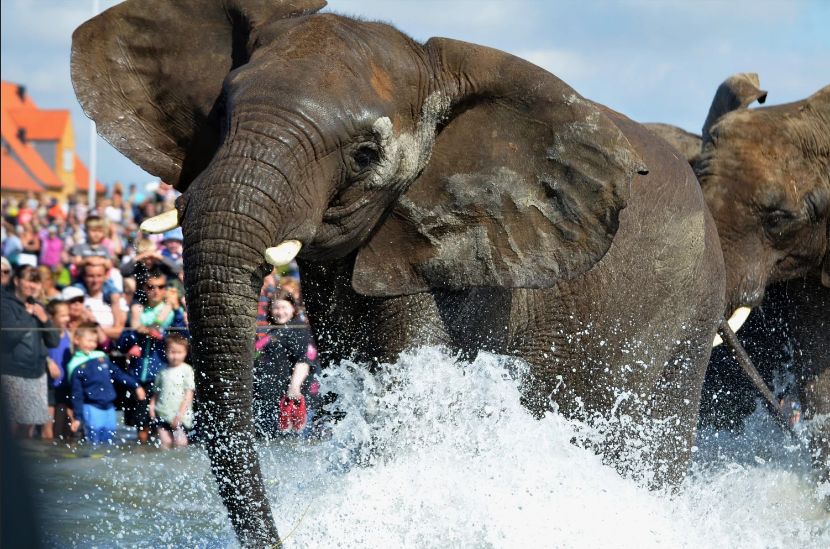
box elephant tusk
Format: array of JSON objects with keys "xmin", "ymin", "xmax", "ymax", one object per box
[
  {"xmin": 139, "ymin": 209, "xmax": 179, "ymax": 234},
  {"xmin": 264, "ymin": 240, "xmax": 302, "ymax": 266},
  {"xmin": 712, "ymin": 306, "xmax": 752, "ymax": 347}
]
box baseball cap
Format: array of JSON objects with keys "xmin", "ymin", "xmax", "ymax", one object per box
[
  {"xmin": 162, "ymin": 227, "xmax": 183, "ymax": 243},
  {"xmin": 60, "ymin": 286, "xmax": 86, "ymax": 302},
  {"xmin": 17, "ymin": 255, "xmax": 37, "ymax": 267}
]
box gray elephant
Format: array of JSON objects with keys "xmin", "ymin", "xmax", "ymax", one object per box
[
  {"xmin": 645, "ymin": 74, "xmax": 830, "ymax": 481},
  {"xmin": 72, "ymin": 1, "xmax": 726, "ymax": 545}
]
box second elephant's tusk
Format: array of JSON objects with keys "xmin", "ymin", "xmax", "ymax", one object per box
[
  {"xmin": 265, "ymin": 240, "xmax": 302, "ymax": 266},
  {"xmin": 712, "ymin": 306, "xmax": 752, "ymax": 347},
  {"xmin": 139, "ymin": 209, "xmax": 179, "ymax": 234}
]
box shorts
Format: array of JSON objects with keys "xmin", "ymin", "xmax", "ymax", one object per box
[
  {"xmin": 82, "ymin": 404, "xmax": 117, "ymax": 444},
  {"xmin": 155, "ymin": 419, "xmax": 189, "ymax": 432},
  {"xmin": 123, "ymin": 382, "xmax": 154, "ymax": 428}
]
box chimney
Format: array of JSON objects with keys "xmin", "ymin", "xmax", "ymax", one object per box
[
  {"xmin": 17, "ymin": 128, "xmax": 27, "ymax": 143},
  {"xmin": 17, "ymin": 85, "xmax": 26, "ymax": 101}
]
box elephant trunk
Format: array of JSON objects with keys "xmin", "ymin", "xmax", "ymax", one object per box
[
  {"xmin": 701, "ymin": 73, "xmax": 767, "ymax": 144},
  {"xmin": 181, "ymin": 154, "xmax": 305, "ymax": 546}
]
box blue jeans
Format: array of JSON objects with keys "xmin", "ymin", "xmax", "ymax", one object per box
[{"xmin": 83, "ymin": 404, "xmax": 116, "ymax": 444}]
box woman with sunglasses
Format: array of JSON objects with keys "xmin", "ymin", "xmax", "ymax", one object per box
[{"xmin": 0, "ymin": 264, "xmax": 60, "ymax": 438}]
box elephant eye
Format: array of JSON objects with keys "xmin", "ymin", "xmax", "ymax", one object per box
[
  {"xmin": 762, "ymin": 208, "xmax": 798, "ymax": 238},
  {"xmin": 348, "ymin": 143, "xmax": 380, "ymax": 176}
]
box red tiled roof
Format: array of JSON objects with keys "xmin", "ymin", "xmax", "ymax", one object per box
[
  {"xmin": 1, "ymin": 81, "xmax": 66, "ymax": 191},
  {"xmin": 74, "ymin": 153, "xmax": 105, "ymax": 193},
  {"xmin": 1, "ymin": 147, "xmax": 42, "ymax": 193},
  {"xmin": 9, "ymin": 109, "xmax": 70, "ymax": 140}
]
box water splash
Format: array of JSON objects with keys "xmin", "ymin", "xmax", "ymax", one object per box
[{"xmin": 32, "ymin": 347, "xmax": 828, "ymax": 547}]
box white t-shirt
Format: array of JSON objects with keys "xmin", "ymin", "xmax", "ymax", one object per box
[
  {"xmin": 154, "ymin": 363, "xmax": 195, "ymax": 428},
  {"xmin": 104, "ymin": 205, "xmax": 123, "ymax": 225},
  {"xmin": 84, "ymin": 294, "xmax": 114, "ymax": 327}
]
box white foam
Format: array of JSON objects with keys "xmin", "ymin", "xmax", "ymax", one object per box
[{"xmin": 265, "ymin": 347, "xmax": 829, "ymax": 548}]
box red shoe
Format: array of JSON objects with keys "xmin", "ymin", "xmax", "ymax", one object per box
[
  {"xmin": 278, "ymin": 396, "xmax": 295, "ymax": 432},
  {"xmin": 292, "ymin": 396, "xmax": 307, "ymax": 432}
]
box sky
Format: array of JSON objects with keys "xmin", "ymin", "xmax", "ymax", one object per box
[{"xmin": 2, "ymin": 0, "xmax": 828, "ymax": 188}]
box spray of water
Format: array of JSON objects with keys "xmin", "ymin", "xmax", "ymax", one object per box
[{"xmin": 33, "ymin": 347, "xmax": 828, "ymax": 547}]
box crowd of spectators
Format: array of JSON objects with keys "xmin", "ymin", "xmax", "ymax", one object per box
[{"xmin": 1, "ymin": 184, "xmax": 319, "ymax": 447}]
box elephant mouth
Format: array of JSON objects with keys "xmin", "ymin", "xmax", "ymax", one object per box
[{"xmin": 322, "ymin": 194, "xmax": 372, "ymax": 221}]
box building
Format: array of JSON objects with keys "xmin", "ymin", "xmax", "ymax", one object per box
[{"xmin": 1, "ymin": 80, "xmax": 104, "ymax": 201}]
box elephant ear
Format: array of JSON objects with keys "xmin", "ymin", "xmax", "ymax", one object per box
[
  {"xmin": 702, "ymin": 73, "xmax": 767, "ymax": 145},
  {"xmin": 71, "ymin": 0, "xmax": 326, "ymax": 190},
  {"xmin": 643, "ymin": 123, "xmax": 703, "ymax": 167},
  {"xmin": 352, "ymin": 38, "xmax": 646, "ymax": 296}
]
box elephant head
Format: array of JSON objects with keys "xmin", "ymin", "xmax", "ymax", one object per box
[
  {"xmin": 71, "ymin": 1, "xmax": 644, "ymax": 544},
  {"xmin": 697, "ymin": 78, "xmax": 830, "ymax": 314},
  {"xmin": 648, "ymin": 74, "xmax": 830, "ymax": 315}
]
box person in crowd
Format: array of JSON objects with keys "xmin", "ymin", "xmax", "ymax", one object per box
[
  {"xmin": 73, "ymin": 260, "xmax": 125, "ymax": 341},
  {"xmin": 160, "ymin": 228, "xmax": 184, "ymax": 271},
  {"xmin": 18, "ymin": 222, "xmax": 41, "ymax": 267},
  {"xmin": 120, "ymin": 237, "xmax": 180, "ymax": 306},
  {"xmin": 1, "ymin": 256, "xmax": 11, "ymax": 286},
  {"xmin": 36, "ymin": 265, "xmax": 62, "ymax": 304},
  {"xmin": 149, "ymin": 333, "xmax": 195, "ymax": 449},
  {"xmin": 68, "ymin": 323, "xmax": 145, "ymax": 444},
  {"xmin": 68, "ymin": 215, "xmax": 113, "ymax": 272},
  {"xmin": 119, "ymin": 269, "xmax": 187, "ymax": 443},
  {"xmin": 253, "ymin": 289, "xmax": 321, "ymax": 438},
  {"xmin": 46, "ymin": 198, "xmax": 66, "ymax": 223},
  {"xmin": 61, "ymin": 285, "xmax": 100, "ymax": 338},
  {"xmin": 279, "ymin": 275, "xmax": 307, "ymax": 323},
  {"xmin": 122, "ymin": 276, "xmax": 137, "ymax": 310},
  {"xmin": 69, "ymin": 215, "xmax": 124, "ymax": 291},
  {"xmin": 105, "ymin": 190, "xmax": 132, "ymax": 229},
  {"xmin": 43, "ymin": 299, "xmax": 74, "ymax": 441},
  {"xmin": 255, "ymin": 270, "xmax": 280, "ymax": 348},
  {"xmin": 1, "ymin": 221, "xmax": 23, "ymax": 264},
  {"xmin": 39, "ymin": 225, "xmax": 64, "ymax": 269},
  {"xmin": 16, "ymin": 198, "xmax": 34, "ymax": 227},
  {"xmin": 0, "ymin": 264, "xmax": 60, "ymax": 438}
]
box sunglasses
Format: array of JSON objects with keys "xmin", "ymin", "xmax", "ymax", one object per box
[
  {"xmin": 1, "ymin": 269, "xmax": 10, "ymax": 275},
  {"xmin": 67, "ymin": 297, "xmax": 85, "ymax": 304},
  {"xmin": 145, "ymin": 283, "xmax": 167, "ymax": 290},
  {"xmin": 22, "ymin": 273, "xmax": 41, "ymax": 282}
]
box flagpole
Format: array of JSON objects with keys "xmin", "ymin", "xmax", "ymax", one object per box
[{"xmin": 87, "ymin": 0, "xmax": 100, "ymax": 211}]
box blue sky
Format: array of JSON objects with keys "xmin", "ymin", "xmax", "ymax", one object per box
[{"xmin": 2, "ymin": 0, "xmax": 828, "ymax": 187}]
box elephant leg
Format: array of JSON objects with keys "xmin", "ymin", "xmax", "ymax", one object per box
[
  {"xmin": 640, "ymin": 334, "xmax": 713, "ymax": 487},
  {"xmin": 788, "ymin": 281, "xmax": 830, "ymax": 486},
  {"xmin": 802, "ymin": 367, "xmax": 830, "ymax": 486}
]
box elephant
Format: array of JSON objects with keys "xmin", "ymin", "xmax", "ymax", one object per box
[
  {"xmin": 645, "ymin": 74, "xmax": 830, "ymax": 481},
  {"xmin": 72, "ymin": 1, "xmax": 727, "ymax": 545}
]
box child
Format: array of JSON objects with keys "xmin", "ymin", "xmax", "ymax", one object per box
[
  {"xmin": 68, "ymin": 323, "xmax": 145, "ymax": 444},
  {"xmin": 150, "ymin": 333, "xmax": 194, "ymax": 449},
  {"xmin": 43, "ymin": 299, "xmax": 73, "ymax": 440}
]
